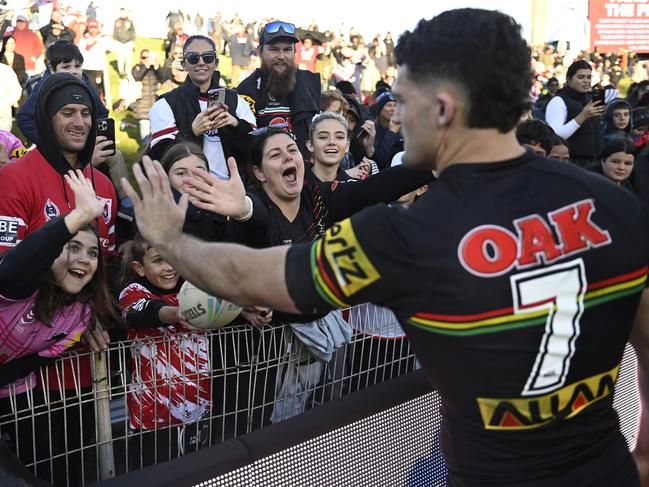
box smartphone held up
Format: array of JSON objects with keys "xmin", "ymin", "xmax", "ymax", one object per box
[{"xmin": 208, "ymin": 88, "xmax": 226, "ymax": 110}]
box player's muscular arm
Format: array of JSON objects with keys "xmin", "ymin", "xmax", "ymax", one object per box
[
  {"xmin": 630, "ymin": 288, "xmax": 649, "ymax": 486},
  {"xmin": 158, "ymin": 234, "xmax": 299, "ymax": 312},
  {"xmin": 121, "ymin": 158, "xmax": 300, "ymax": 312}
]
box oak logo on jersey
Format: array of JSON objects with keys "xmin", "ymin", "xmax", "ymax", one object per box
[
  {"xmin": 476, "ymin": 364, "xmax": 619, "ymax": 430},
  {"xmin": 459, "ymin": 199, "xmax": 612, "ymax": 277},
  {"xmin": 323, "ymin": 219, "xmax": 380, "ymax": 297}
]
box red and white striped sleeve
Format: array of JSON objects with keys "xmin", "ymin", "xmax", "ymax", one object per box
[{"xmin": 149, "ymin": 98, "xmax": 179, "ymax": 147}]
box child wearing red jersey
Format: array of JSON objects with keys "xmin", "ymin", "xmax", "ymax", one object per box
[{"xmin": 118, "ymin": 235, "xmax": 211, "ymax": 467}]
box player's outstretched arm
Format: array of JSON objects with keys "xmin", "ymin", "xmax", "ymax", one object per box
[
  {"xmin": 630, "ymin": 288, "xmax": 649, "ymax": 486},
  {"xmin": 121, "ymin": 157, "xmax": 300, "ymax": 312}
]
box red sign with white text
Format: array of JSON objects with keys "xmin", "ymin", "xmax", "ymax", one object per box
[{"xmin": 589, "ymin": 0, "xmax": 649, "ymax": 52}]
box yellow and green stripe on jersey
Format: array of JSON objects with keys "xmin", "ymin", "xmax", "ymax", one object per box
[
  {"xmin": 309, "ymin": 219, "xmax": 381, "ymax": 308},
  {"xmin": 407, "ymin": 266, "xmax": 648, "ymax": 337}
]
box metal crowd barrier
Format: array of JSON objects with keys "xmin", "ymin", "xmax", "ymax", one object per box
[{"xmin": 0, "ymin": 305, "xmax": 417, "ymax": 486}]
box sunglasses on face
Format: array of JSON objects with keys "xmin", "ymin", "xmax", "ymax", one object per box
[
  {"xmin": 264, "ymin": 21, "xmax": 295, "ymax": 34},
  {"xmin": 183, "ymin": 51, "xmax": 217, "ymax": 65},
  {"xmin": 248, "ymin": 122, "xmax": 290, "ymax": 137}
]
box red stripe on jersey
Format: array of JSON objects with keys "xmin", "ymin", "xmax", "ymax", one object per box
[
  {"xmin": 415, "ymin": 306, "xmax": 515, "ymax": 323},
  {"xmin": 587, "ymin": 266, "xmax": 649, "ymax": 291},
  {"xmin": 151, "ymin": 126, "xmax": 178, "ymax": 140},
  {"xmin": 316, "ymin": 249, "xmax": 346, "ymax": 302}
]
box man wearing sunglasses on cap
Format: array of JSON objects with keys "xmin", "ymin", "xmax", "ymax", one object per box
[
  {"xmin": 148, "ymin": 35, "xmax": 256, "ymax": 181},
  {"xmin": 238, "ymin": 21, "xmax": 321, "ymax": 159}
]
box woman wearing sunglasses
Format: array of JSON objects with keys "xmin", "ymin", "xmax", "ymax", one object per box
[{"xmin": 149, "ymin": 35, "xmax": 256, "ymax": 182}]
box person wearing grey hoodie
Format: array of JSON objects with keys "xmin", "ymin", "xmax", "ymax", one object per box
[{"xmin": 602, "ymin": 98, "xmax": 633, "ymax": 145}]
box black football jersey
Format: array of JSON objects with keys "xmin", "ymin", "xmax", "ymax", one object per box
[{"xmin": 286, "ymin": 152, "xmax": 649, "ymax": 486}]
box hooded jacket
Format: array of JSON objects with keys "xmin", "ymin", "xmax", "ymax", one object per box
[
  {"xmin": 17, "ymin": 69, "xmax": 109, "ymax": 145},
  {"xmin": 602, "ymin": 99, "xmax": 633, "ymax": 145},
  {"xmin": 0, "ymin": 73, "xmax": 117, "ymax": 257}
]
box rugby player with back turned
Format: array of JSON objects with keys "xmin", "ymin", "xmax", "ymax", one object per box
[{"xmin": 123, "ymin": 9, "xmax": 649, "ymax": 486}]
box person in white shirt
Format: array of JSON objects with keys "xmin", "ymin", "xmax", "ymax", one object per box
[{"xmin": 545, "ymin": 60, "xmax": 606, "ymax": 167}]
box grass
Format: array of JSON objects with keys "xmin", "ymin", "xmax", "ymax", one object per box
[{"xmin": 106, "ymin": 37, "xmax": 234, "ymax": 170}]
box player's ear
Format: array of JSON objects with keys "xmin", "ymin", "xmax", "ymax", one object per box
[
  {"xmin": 435, "ymin": 91, "xmax": 456, "ymax": 127},
  {"xmin": 306, "ymin": 139, "xmax": 314, "ymax": 152}
]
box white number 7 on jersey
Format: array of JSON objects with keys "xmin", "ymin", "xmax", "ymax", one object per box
[{"xmin": 511, "ymin": 258, "xmax": 587, "ymax": 396}]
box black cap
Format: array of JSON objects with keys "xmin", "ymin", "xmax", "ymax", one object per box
[{"xmin": 259, "ymin": 21, "xmax": 298, "ymax": 46}]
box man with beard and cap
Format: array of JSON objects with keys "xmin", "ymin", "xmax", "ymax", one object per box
[
  {"xmin": 237, "ymin": 21, "xmax": 321, "ymax": 158},
  {"xmin": 0, "ymin": 73, "xmax": 117, "ymax": 258}
]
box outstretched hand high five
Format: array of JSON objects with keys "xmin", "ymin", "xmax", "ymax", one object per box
[
  {"xmin": 120, "ymin": 156, "xmax": 188, "ymax": 248},
  {"xmin": 183, "ymin": 157, "xmax": 250, "ymax": 219},
  {"xmin": 63, "ymin": 169, "xmax": 104, "ymax": 234}
]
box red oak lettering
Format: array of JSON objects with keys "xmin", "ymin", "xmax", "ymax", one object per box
[
  {"xmin": 459, "ymin": 199, "xmax": 612, "ymax": 277},
  {"xmin": 459, "ymin": 225, "xmax": 518, "ymax": 277},
  {"xmin": 514, "ymin": 215, "xmax": 562, "ymax": 267},
  {"xmin": 549, "ymin": 200, "xmax": 611, "ymax": 254}
]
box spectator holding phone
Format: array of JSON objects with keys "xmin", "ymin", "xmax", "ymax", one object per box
[
  {"xmin": 546, "ymin": 60, "xmax": 606, "ymax": 167},
  {"xmin": 17, "ymin": 41, "xmax": 132, "ymax": 213},
  {"xmin": 149, "ymin": 35, "xmax": 255, "ymax": 180}
]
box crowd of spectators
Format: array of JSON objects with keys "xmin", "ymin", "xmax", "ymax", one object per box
[{"xmin": 0, "ymin": 3, "xmax": 649, "ymax": 486}]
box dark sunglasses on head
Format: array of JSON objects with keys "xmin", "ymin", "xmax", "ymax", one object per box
[
  {"xmin": 249, "ymin": 122, "xmax": 290, "ymax": 137},
  {"xmin": 183, "ymin": 51, "xmax": 217, "ymax": 65},
  {"xmin": 264, "ymin": 21, "xmax": 295, "ymax": 34}
]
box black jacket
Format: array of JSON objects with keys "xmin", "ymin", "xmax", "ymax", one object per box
[
  {"xmin": 557, "ymin": 85, "xmax": 603, "ymax": 160},
  {"xmin": 237, "ymin": 68, "xmax": 321, "ymax": 158},
  {"xmin": 149, "ymin": 72, "xmax": 253, "ymax": 178}
]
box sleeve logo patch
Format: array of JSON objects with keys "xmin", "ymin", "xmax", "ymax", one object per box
[
  {"xmin": 98, "ymin": 197, "xmax": 112, "ymax": 225},
  {"xmin": 0, "ymin": 216, "xmax": 25, "ymax": 246},
  {"xmin": 43, "ymin": 198, "xmax": 60, "ymax": 221},
  {"xmin": 323, "ymin": 219, "xmax": 380, "ymax": 297}
]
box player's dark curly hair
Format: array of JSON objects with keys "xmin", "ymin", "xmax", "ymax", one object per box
[
  {"xmin": 516, "ymin": 119, "xmax": 555, "ymax": 155},
  {"xmin": 394, "ymin": 9, "xmax": 531, "ymax": 133}
]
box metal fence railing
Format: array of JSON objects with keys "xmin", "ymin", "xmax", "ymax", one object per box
[{"xmin": 0, "ymin": 305, "xmax": 416, "ymax": 486}]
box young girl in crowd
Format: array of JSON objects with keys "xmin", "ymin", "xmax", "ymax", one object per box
[
  {"xmin": 119, "ymin": 234, "xmax": 211, "ymax": 467},
  {"xmin": 304, "ymin": 112, "xmax": 368, "ymax": 183},
  {"xmin": 593, "ymin": 138, "xmax": 636, "ymax": 188},
  {"xmin": 0, "ymin": 170, "xmax": 118, "ymax": 486}
]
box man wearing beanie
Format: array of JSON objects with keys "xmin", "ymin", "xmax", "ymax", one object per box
[{"xmin": 0, "ymin": 73, "xmax": 117, "ymax": 257}]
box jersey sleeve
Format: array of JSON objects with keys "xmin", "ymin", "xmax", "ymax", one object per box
[
  {"xmin": 149, "ymin": 98, "xmax": 178, "ymax": 148},
  {"xmin": 319, "ymin": 166, "xmax": 434, "ymax": 223},
  {"xmin": 0, "ymin": 217, "xmax": 72, "ymax": 299},
  {"xmin": 0, "ymin": 173, "xmax": 31, "ymax": 253},
  {"xmin": 119, "ymin": 283, "xmax": 171, "ymax": 329},
  {"xmin": 285, "ymin": 204, "xmax": 417, "ymax": 314},
  {"xmin": 235, "ymin": 94, "xmax": 257, "ymax": 128}
]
